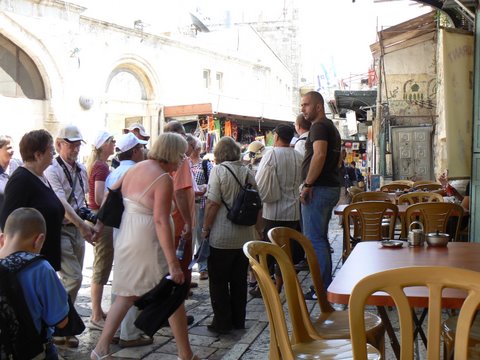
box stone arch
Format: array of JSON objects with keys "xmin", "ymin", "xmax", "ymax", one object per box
[
  {"xmin": 0, "ymin": 11, "xmax": 63, "ymax": 107},
  {"xmin": 106, "ymin": 54, "xmax": 161, "ymax": 101},
  {"xmin": 102, "ymin": 54, "xmax": 162, "ymax": 139}
]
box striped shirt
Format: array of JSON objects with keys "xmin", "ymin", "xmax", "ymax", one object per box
[{"xmin": 255, "ymin": 147, "xmax": 303, "ymax": 221}]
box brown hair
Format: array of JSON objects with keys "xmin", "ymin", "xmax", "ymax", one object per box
[
  {"xmin": 19, "ymin": 129, "xmax": 53, "ymax": 162},
  {"xmin": 214, "ymin": 136, "xmax": 241, "ymax": 163}
]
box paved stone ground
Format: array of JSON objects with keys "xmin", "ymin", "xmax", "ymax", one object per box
[{"xmin": 57, "ymin": 209, "xmax": 430, "ymax": 359}]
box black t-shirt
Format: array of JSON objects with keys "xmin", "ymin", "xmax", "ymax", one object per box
[
  {"xmin": 0, "ymin": 167, "xmax": 65, "ymax": 270},
  {"xmin": 301, "ymin": 118, "xmax": 341, "ymax": 187}
]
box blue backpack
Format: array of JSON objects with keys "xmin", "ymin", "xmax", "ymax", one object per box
[{"xmin": 0, "ymin": 252, "xmax": 46, "ymax": 359}]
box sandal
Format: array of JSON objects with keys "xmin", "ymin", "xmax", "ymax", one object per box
[{"xmin": 91, "ymin": 350, "xmax": 112, "ymax": 360}]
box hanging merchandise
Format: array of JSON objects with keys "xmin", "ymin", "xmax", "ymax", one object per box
[
  {"xmin": 265, "ymin": 131, "xmax": 274, "ymax": 146},
  {"xmin": 231, "ymin": 121, "xmax": 238, "ymax": 141},
  {"xmin": 199, "ymin": 117, "xmax": 209, "ymax": 131},
  {"xmin": 208, "ymin": 116, "xmax": 215, "ymax": 131},
  {"xmin": 224, "ymin": 120, "xmax": 232, "ymax": 137},
  {"xmin": 214, "ymin": 118, "xmax": 221, "ymax": 131}
]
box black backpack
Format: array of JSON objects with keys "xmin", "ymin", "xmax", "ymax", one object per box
[
  {"xmin": 220, "ymin": 164, "xmax": 262, "ymax": 226},
  {"xmin": 0, "ymin": 252, "xmax": 46, "ymax": 360}
]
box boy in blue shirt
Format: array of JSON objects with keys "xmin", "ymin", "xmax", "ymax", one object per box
[{"xmin": 0, "ymin": 207, "xmax": 69, "ymax": 359}]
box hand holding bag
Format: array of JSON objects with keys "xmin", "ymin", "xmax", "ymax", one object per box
[{"xmin": 96, "ymin": 187, "xmax": 124, "ymax": 228}]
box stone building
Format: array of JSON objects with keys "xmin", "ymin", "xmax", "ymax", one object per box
[{"xmin": 0, "ymin": 0, "xmax": 294, "ymax": 149}]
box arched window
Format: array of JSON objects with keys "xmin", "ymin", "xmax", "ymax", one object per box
[
  {"xmin": 0, "ymin": 34, "xmax": 45, "ymax": 100},
  {"xmin": 106, "ymin": 68, "xmax": 147, "ymax": 100}
]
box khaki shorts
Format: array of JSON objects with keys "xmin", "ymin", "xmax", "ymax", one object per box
[{"xmin": 92, "ymin": 225, "xmax": 114, "ymax": 285}]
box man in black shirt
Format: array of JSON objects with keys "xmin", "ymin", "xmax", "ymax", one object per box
[{"xmin": 299, "ymin": 91, "xmax": 341, "ymax": 290}]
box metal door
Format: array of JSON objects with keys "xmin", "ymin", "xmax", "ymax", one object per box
[{"xmin": 391, "ymin": 126, "xmax": 433, "ymax": 180}]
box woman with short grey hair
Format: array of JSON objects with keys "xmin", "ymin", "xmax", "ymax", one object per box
[{"xmin": 201, "ymin": 136, "xmax": 261, "ymax": 334}]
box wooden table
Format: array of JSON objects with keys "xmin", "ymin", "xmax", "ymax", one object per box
[{"xmin": 327, "ymin": 242, "xmax": 480, "ymax": 357}]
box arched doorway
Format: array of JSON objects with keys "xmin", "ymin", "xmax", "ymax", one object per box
[{"xmin": 103, "ymin": 61, "xmax": 162, "ymax": 141}]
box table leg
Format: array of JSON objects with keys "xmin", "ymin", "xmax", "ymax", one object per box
[
  {"xmin": 377, "ymin": 306, "xmax": 400, "ymax": 359},
  {"xmin": 412, "ymin": 308, "xmax": 428, "ymax": 346}
]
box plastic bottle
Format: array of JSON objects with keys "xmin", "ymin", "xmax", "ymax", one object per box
[{"xmin": 176, "ymin": 236, "xmax": 186, "ymax": 260}]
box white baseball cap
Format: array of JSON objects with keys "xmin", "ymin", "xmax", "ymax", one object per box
[
  {"xmin": 116, "ymin": 133, "xmax": 147, "ymax": 152},
  {"xmin": 124, "ymin": 123, "xmax": 149, "ymax": 138},
  {"xmin": 93, "ymin": 130, "xmax": 113, "ymax": 149},
  {"xmin": 57, "ymin": 125, "xmax": 85, "ymax": 143}
]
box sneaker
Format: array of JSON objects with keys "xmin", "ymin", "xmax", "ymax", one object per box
[
  {"xmin": 119, "ymin": 335, "xmax": 153, "ymax": 348},
  {"xmin": 199, "ymin": 271, "xmax": 208, "ymax": 280},
  {"xmin": 293, "ymin": 259, "xmax": 309, "ymax": 271},
  {"xmin": 304, "ymin": 288, "xmax": 318, "ymax": 301}
]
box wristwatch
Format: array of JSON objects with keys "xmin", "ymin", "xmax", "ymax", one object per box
[{"xmin": 303, "ymin": 183, "xmax": 313, "ymax": 188}]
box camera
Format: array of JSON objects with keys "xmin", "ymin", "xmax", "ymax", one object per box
[{"xmin": 77, "ymin": 207, "xmax": 97, "ymax": 224}]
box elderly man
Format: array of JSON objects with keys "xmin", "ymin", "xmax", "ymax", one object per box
[
  {"xmin": 44, "ymin": 125, "xmax": 96, "ymax": 348},
  {"xmin": 299, "ymin": 91, "xmax": 341, "ymax": 292}
]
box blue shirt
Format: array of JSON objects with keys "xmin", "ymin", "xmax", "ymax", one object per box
[
  {"xmin": 105, "ymin": 160, "xmax": 136, "ymax": 191},
  {"xmin": 17, "ymin": 259, "xmax": 69, "ymax": 337}
]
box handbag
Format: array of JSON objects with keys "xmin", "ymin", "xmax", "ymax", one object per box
[
  {"xmin": 52, "ymin": 295, "xmax": 85, "ymax": 337},
  {"xmin": 256, "ymin": 149, "xmax": 281, "ymax": 203},
  {"xmin": 96, "ymin": 187, "xmax": 124, "ymax": 228}
]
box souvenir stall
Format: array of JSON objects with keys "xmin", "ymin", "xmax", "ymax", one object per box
[{"xmin": 183, "ymin": 115, "xmax": 282, "ymax": 153}]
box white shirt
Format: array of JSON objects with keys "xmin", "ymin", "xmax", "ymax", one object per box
[
  {"xmin": 44, "ymin": 156, "xmax": 89, "ymax": 212},
  {"xmin": 256, "ymin": 147, "xmax": 303, "ymax": 221},
  {"xmin": 294, "ymin": 132, "xmax": 309, "ymax": 159}
]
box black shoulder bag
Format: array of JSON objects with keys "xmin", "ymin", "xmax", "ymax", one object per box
[{"xmin": 220, "ymin": 164, "xmax": 262, "ymax": 226}]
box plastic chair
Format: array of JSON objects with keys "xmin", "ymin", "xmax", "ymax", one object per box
[
  {"xmin": 413, "ymin": 180, "xmax": 438, "ymax": 188},
  {"xmin": 268, "ymin": 227, "xmax": 384, "ymax": 355},
  {"xmin": 342, "ymin": 201, "xmax": 399, "ymax": 260},
  {"xmin": 443, "ymin": 317, "xmax": 480, "ymax": 359},
  {"xmin": 380, "ymin": 183, "xmax": 412, "ymax": 192},
  {"xmin": 352, "ymin": 191, "xmax": 393, "ymax": 203},
  {"xmin": 403, "ymin": 202, "xmax": 464, "ymax": 241},
  {"xmin": 348, "ymin": 266, "xmax": 480, "ymax": 359},
  {"xmin": 243, "ymin": 241, "xmax": 381, "ymax": 360},
  {"xmin": 413, "ymin": 183, "xmax": 443, "ymax": 192},
  {"xmin": 397, "ymin": 191, "xmax": 444, "ymax": 205},
  {"xmin": 390, "ymin": 179, "xmax": 414, "ymax": 187}
]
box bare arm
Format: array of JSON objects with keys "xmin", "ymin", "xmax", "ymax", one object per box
[
  {"xmin": 94, "ymin": 180, "xmax": 106, "ymax": 207},
  {"xmin": 154, "ymin": 177, "xmax": 184, "ymax": 284},
  {"xmin": 202, "ymin": 199, "xmax": 221, "ymax": 237},
  {"xmin": 300, "ymin": 140, "xmax": 327, "ymax": 203},
  {"xmin": 174, "ymin": 187, "xmax": 193, "ymax": 240},
  {"xmin": 56, "ymin": 316, "xmax": 69, "ymax": 329}
]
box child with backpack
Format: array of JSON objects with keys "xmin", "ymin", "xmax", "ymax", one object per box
[{"xmin": 0, "ymin": 207, "xmax": 69, "ymax": 359}]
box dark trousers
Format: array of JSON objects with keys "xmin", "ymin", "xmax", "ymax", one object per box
[
  {"xmin": 262, "ymin": 219, "xmax": 304, "ymax": 266},
  {"xmin": 208, "ymin": 246, "xmax": 249, "ymax": 330}
]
